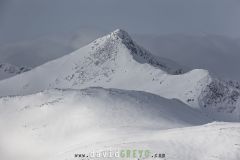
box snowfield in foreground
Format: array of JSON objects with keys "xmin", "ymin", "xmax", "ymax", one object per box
[
  {"xmin": 57, "ymin": 122, "xmax": 240, "ymax": 160},
  {"xmin": 0, "ymin": 87, "xmax": 239, "ymax": 160}
]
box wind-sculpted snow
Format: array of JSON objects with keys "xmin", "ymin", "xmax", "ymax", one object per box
[
  {"xmin": 0, "ymin": 88, "xmax": 239, "ymax": 160},
  {"xmin": 0, "ymin": 87, "xmax": 211, "ymax": 129},
  {"xmin": 0, "ymin": 87, "xmax": 211, "ymax": 160}
]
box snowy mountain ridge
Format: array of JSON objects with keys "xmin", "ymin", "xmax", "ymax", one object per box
[
  {"xmin": 88, "ymin": 29, "xmax": 187, "ymax": 74},
  {"xmin": 0, "ymin": 63, "xmax": 30, "ymax": 80},
  {"xmin": 0, "ymin": 29, "xmax": 239, "ymax": 121}
]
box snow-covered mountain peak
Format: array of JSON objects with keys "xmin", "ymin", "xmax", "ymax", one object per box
[
  {"xmin": 0, "ymin": 29, "xmax": 188, "ymax": 97},
  {"xmin": 110, "ymin": 29, "xmax": 131, "ymax": 41},
  {"xmin": 86, "ymin": 29, "xmax": 187, "ymax": 74},
  {"xmin": 0, "ymin": 29, "xmax": 239, "ymax": 121},
  {"xmin": 91, "ymin": 28, "xmax": 132, "ymax": 46}
]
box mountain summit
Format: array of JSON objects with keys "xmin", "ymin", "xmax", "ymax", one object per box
[
  {"xmin": 0, "ymin": 29, "xmax": 239, "ymax": 121},
  {"xmin": 109, "ymin": 29, "xmax": 132, "ymax": 40},
  {"xmin": 0, "ymin": 29, "xmax": 192, "ymax": 96},
  {"xmin": 87, "ymin": 29, "xmax": 187, "ymax": 74}
]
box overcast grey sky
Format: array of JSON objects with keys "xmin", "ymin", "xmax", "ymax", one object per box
[{"xmin": 1, "ymin": 0, "xmax": 240, "ymax": 43}]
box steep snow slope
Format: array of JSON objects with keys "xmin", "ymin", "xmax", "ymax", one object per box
[
  {"xmin": 0, "ymin": 29, "xmax": 189, "ymax": 96},
  {"xmin": 0, "ymin": 29, "xmax": 239, "ymax": 121},
  {"xmin": 199, "ymin": 79, "xmax": 240, "ymax": 121},
  {"xmin": 0, "ymin": 27, "xmax": 106, "ymax": 67},
  {"xmin": 2, "ymin": 28, "xmax": 240, "ymax": 81},
  {"xmin": 2, "ymin": 27, "xmax": 240, "ymax": 80},
  {"xmin": 134, "ymin": 34, "xmax": 240, "ymax": 80},
  {"xmin": 0, "ymin": 63, "xmax": 30, "ymax": 80},
  {"xmin": 0, "ymin": 87, "xmax": 212, "ymax": 160}
]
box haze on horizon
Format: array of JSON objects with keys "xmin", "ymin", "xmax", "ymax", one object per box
[{"xmin": 0, "ymin": 0, "xmax": 240, "ymax": 44}]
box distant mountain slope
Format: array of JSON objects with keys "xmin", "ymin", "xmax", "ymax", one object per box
[
  {"xmin": 0, "ymin": 29, "xmax": 239, "ymax": 121},
  {"xmin": 0, "ymin": 63, "xmax": 30, "ymax": 80},
  {"xmin": 134, "ymin": 34, "xmax": 240, "ymax": 80},
  {"xmin": 2, "ymin": 29, "xmax": 240, "ymax": 80}
]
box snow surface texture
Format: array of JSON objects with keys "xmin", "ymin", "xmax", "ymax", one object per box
[
  {"xmin": 0, "ymin": 29, "xmax": 239, "ymax": 121},
  {"xmin": 1, "ymin": 88, "xmax": 239, "ymax": 160},
  {"xmin": 1, "ymin": 29, "xmax": 240, "ymax": 160}
]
